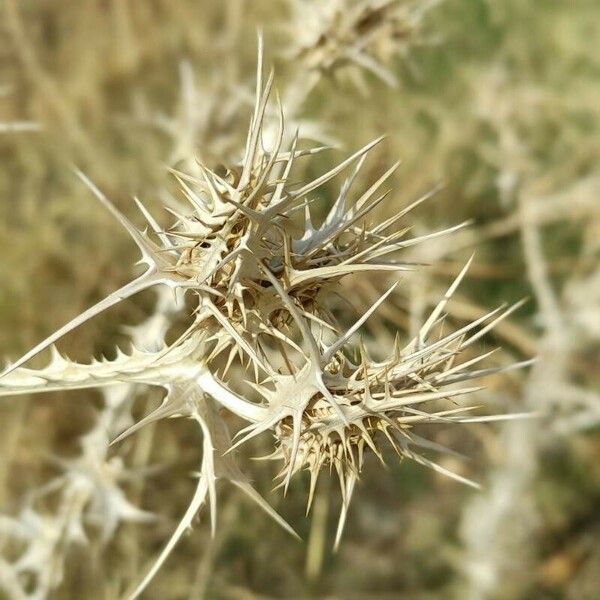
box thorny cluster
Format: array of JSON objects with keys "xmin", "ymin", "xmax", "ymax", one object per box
[{"xmin": 0, "ymin": 44, "xmax": 531, "ymax": 599}]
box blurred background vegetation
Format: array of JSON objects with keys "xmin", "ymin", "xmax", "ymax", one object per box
[{"xmin": 0, "ymin": 0, "xmax": 598, "ymax": 598}]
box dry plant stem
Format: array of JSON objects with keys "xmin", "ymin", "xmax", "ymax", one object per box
[
  {"xmin": 305, "ymin": 476, "xmax": 331, "ymax": 583},
  {"xmin": 0, "ymin": 122, "xmax": 41, "ymax": 132},
  {"xmin": 0, "ymin": 399, "xmax": 29, "ymax": 507},
  {"xmin": 4, "ymin": 0, "xmax": 93, "ymax": 163},
  {"xmin": 459, "ymin": 190, "xmax": 570, "ymax": 599},
  {"xmin": 122, "ymin": 408, "xmax": 159, "ymax": 582},
  {"xmin": 188, "ymin": 496, "xmax": 238, "ymax": 600}
]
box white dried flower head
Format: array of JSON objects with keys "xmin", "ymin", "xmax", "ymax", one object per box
[
  {"xmin": 0, "ymin": 42, "xmax": 531, "ymax": 598},
  {"xmin": 285, "ymin": 0, "xmax": 440, "ymax": 88}
]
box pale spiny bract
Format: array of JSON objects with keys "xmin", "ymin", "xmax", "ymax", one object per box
[{"xmin": 0, "ymin": 45, "xmax": 531, "ymax": 598}]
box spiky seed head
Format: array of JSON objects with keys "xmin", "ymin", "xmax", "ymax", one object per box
[{"xmin": 0, "ymin": 42, "xmax": 532, "ymax": 599}]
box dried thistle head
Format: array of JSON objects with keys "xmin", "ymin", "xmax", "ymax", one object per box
[
  {"xmin": 285, "ymin": 0, "xmax": 440, "ymax": 88},
  {"xmin": 0, "ymin": 42, "xmax": 531, "ymax": 598}
]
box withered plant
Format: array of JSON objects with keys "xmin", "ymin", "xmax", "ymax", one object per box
[{"xmin": 0, "ymin": 44, "xmax": 531, "ymax": 598}]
